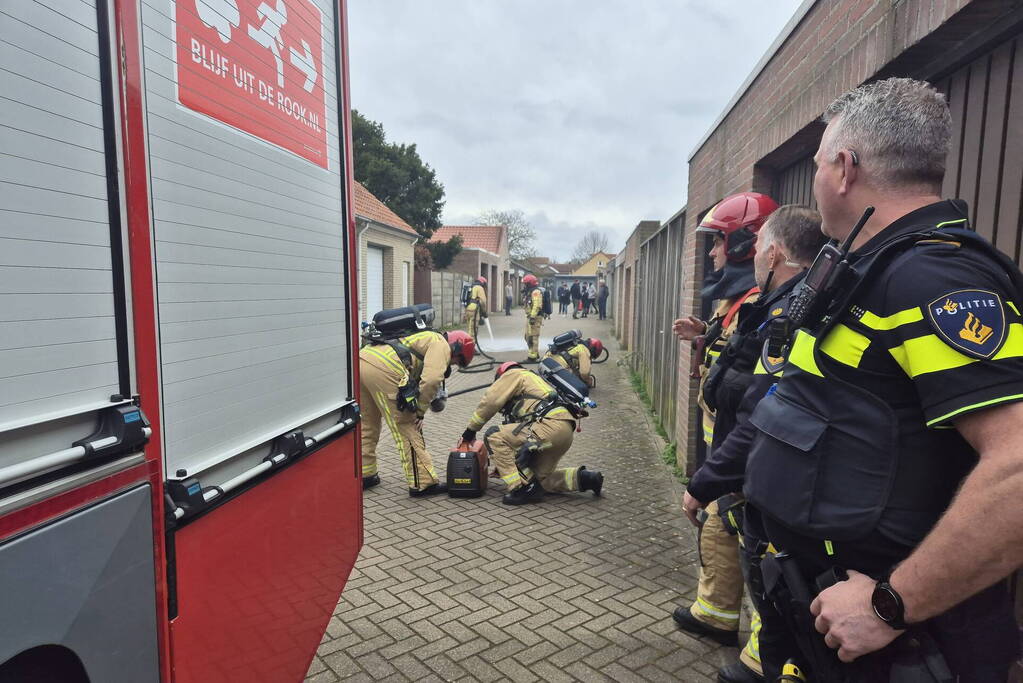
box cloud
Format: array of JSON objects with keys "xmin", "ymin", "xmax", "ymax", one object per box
[{"xmin": 349, "ymin": 0, "xmax": 805, "ymax": 257}]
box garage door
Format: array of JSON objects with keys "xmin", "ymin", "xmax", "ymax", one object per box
[{"xmin": 366, "ymin": 246, "xmax": 384, "ymax": 319}]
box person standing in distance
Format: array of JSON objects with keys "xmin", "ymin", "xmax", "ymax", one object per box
[
  {"xmin": 522, "ymin": 274, "xmax": 545, "ymax": 362},
  {"xmin": 464, "ymin": 276, "xmax": 488, "ymax": 339}
]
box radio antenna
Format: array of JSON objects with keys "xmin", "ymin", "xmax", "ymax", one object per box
[{"xmin": 838, "ymin": 206, "xmax": 875, "ymax": 255}]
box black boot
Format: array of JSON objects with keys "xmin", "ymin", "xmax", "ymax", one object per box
[
  {"xmin": 409, "ymin": 482, "xmax": 447, "ymax": 497},
  {"xmin": 362, "ymin": 474, "xmax": 380, "ymax": 490},
  {"xmin": 672, "ymin": 605, "xmax": 739, "ymax": 647},
  {"xmin": 578, "ymin": 466, "xmax": 603, "ymax": 496},
  {"xmin": 717, "ymin": 661, "xmax": 763, "ymax": 683},
  {"xmin": 502, "ymin": 480, "xmax": 544, "ymax": 505}
]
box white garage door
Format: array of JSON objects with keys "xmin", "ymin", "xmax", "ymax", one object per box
[{"xmin": 366, "ymin": 246, "xmax": 385, "ymax": 318}]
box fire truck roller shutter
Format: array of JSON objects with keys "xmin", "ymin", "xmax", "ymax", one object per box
[
  {"xmin": 139, "ymin": 0, "xmax": 354, "ymax": 481},
  {"xmin": 0, "ymin": 0, "xmax": 131, "ymax": 438}
]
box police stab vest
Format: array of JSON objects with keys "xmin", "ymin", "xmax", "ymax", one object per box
[{"xmin": 745, "ymin": 225, "xmax": 1023, "ymax": 544}]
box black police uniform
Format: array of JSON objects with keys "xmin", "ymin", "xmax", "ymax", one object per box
[
  {"xmin": 744, "ymin": 200, "xmax": 1022, "ymax": 681},
  {"xmin": 688, "ymin": 275, "xmax": 799, "ymax": 505}
]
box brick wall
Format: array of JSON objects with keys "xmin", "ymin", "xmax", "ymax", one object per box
[{"xmin": 677, "ymin": 0, "xmax": 1022, "ymax": 465}]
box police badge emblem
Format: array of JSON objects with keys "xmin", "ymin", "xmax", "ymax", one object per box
[{"xmin": 926, "ymin": 289, "xmax": 1006, "ymax": 359}]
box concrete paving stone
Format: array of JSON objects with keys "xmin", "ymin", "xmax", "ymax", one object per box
[
  {"xmin": 423, "ymin": 654, "xmax": 469, "ymax": 680},
  {"xmin": 388, "ymin": 653, "xmax": 433, "ymax": 681},
  {"xmin": 315, "ymin": 632, "xmax": 366, "ymax": 656},
  {"xmin": 455, "ymin": 654, "xmax": 506, "ymax": 682},
  {"xmin": 407, "ymin": 635, "xmax": 459, "ymax": 661},
  {"xmin": 529, "ymin": 660, "xmax": 578, "ymax": 683},
  {"xmin": 306, "ymin": 655, "xmax": 327, "ymax": 676},
  {"xmin": 321, "ymin": 650, "xmax": 361, "ymax": 678},
  {"xmin": 378, "ymin": 635, "xmax": 428, "ymax": 660},
  {"xmin": 357, "ymin": 651, "xmax": 399, "ymax": 679},
  {"xmin": 490, "ymin": 657, "xmax": 541, "ymax": 683},
  {"xmin": 309, "ymin": 316, "xmax": 732, "ymax": 682},
  {"xmin": 304, "ymin": 670, "xmax": 340, "ymax": 683}
]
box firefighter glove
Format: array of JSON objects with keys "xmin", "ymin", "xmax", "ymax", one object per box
[{"xmin": 461, "ymin": 429, "xmax": 477, "ymax": 444}]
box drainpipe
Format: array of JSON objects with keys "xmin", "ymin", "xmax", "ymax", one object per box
[{"xmin": 356, "ymin": 218, "xmax": 370, "ymax": 322}]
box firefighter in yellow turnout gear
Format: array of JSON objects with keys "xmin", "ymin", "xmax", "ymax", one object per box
[
  {"xmin": 542, "ymin": 337, "xmax": 603, "ymax": 388},
  {"xmin": 464, "ymin": 277, "xmax": 488, "ymax": 339},
  {"xmin": 460, "ymin": 362, "xmax": 603, "ymax": 505},
  {"xmin": 360, "ymin": 329, "xmax": 475, "ymax": 496},
  {"xmin": 521, "ymin": 274, "xmax": 544, "ymax": 361}
]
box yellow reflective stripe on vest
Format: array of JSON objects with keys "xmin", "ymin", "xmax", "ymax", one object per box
[
  {"xmin": 819, "ymin": 324, "xmax": 871, "ymax": 369},
  {"xmin": 545, "ymin": 407, "xmax": 570, "ymax": 418},
  {"xmin": 364, "ymin": 346, "xmax": 407, "ymax": 374},
  {"xmin": 888, "ymin": 322, "xmax": 1023, "ymax": 378},
  {"xmin": 788, "ymin": 329, "xmax": 823, "ymax": 377},
  {"xmin": 858, "ymin": 307, "xmax": 922, "ymax": 331},
  {"xmin": 935, "ymin": 218, "xmax": 968, "ymax": 228},
  {"xmin": 1009, "ymin": 301, "xmax": 1021, "ymax": 317}
]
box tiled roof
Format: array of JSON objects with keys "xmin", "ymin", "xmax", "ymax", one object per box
[
  {"xmin": 353, "ymin": 182, "xmax": 418, "ymax": 236},
  {"xmin": 430, "ymin": 225, "xmax": 504, "ymax": 254},
  {"xmin": 549, "ymin": 263, "xmax": 575, "ymax": 274}
]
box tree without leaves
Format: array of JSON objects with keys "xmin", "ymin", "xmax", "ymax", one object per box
[
  {"xmin": 475, "ymin": 209, "xmax": 538, "ymax": 261},
  {"xmin": 426, "ymin": 235, "xmax": 463, "ymax": 270},
  {"xmin": 352, "ymin": 110, "xmax": 445, "ymax": 238},
  {"xmin": 570, "ymin": 230, "xmax": 610, "ymax": 264}
]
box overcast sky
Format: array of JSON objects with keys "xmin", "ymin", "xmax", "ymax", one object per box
[{"xmin": 348, "ymin": 1, "xmax": 805, "ymax": 260}]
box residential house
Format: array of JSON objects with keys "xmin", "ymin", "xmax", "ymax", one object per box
[
  {"xmin": 429, "ymin": 225, "xmax": 510, "ymax": 314},
  {"xmin": 354, "ymin": 182, "xmax": 419, "ymax": 322}
]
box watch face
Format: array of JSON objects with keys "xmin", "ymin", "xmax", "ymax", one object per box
[{"xmin": 873, "ymin": 585, "xmax": 901, "ymax": 622}]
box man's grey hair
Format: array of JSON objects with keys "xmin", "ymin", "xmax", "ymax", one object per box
[
  {"xmin": 759, "ymin": 205, "xmax": 827, "ymax": 266},
  {"xmin": 821, "ymin": 77, "xmax": 951, "ymax": 192}
]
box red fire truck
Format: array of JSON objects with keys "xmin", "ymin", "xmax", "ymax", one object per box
[{"xmin": 0, "ymin": 0, "xmax": 361, "ymax": 680}]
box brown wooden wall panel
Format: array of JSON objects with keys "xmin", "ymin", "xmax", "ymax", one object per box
[
  {"xmin": 772, "ymin": 156, "xmax": 818, "ymax": 209},
  {"xmin": 941, "ymin": 36, "xmax": 1023, "ymax": 262}
]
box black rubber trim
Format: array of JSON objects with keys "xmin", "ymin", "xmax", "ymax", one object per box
[
  {"xmin": 95, "ymin": 0, "xmax": 132, "ymax": 398},
  {"xmin": 165, "ymin": 515, "xmax": 178, "ymax": 620},
  {"xmin": 332, "ymin": 4, "xmax": 354, "ymax": 406}
]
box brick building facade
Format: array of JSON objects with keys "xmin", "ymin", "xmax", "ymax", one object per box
[{"xmin": 676, "ymin": 0, "xmax": 1023, "ymax": 464}]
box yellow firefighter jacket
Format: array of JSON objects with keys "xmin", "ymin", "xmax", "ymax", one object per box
[
  {"xmin": 361, "ymin": 330, "xmax": 450, "ymax": 410},
  {"xmin": 543, "ymin": 343, "xmax": 591, "ymax": 385},
  {"xmin": 468, "ymin": 368, "xmax": 573, "ymax": 431}
]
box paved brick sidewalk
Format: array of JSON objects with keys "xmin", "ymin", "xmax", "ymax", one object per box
[{"xmin": 306, "ymin": 312, "xmax": 740, "ymax": 682}]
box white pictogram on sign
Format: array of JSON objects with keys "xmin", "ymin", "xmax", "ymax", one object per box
[
  {"xmin": 247, "ymin": 0, "xmax": 288, "ymax": 87},
  {"xmin": 289, "ymin": 39, "xmax": 318, "ymax": 93},
  {"xmin": 196, "ymin": 0, "xmax": 240, "ymax": 43}
]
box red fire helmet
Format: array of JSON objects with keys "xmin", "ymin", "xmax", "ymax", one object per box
[
  {"xmin": 522, "ymin": 274, "xmax": 538, "ymax": 287},
  {"xmin": 695, "ymin": 192, "xmax": 779, "ymax": 262},
  {"xmin": 445, "ymin": 330, "xmax": 476, "ymax": 367},
  {"xmin": 495, "ymin": 361, "xmax": 522, "ymax": 381}
]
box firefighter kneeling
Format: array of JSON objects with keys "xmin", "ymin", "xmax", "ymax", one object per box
[{"xmin": 460, "ymin": 361, "xmax": 603, "ymax": 505}]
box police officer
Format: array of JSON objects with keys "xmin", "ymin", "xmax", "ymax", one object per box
[
  {"xmin": 744, "ymin": 78, "xmax": 1022, "ymax": 681},
  {"xmin": 681, "ymin": 206, "xmax": 828, "ymax": 683},
  {"xmin": 670, "ymin": 192, "xmax": 777, "ymax": 650},
  {"xmin": 459, "ymin": 361, "xmax": 603, "ymax": 504},
  {"xmin": 522, "ymin": 274, "xmax": 545, "ymax": 362},
  {"xmin": 465, "ymin": 276, "xmax": 488, "ymax": 339},
  {"xmin": 361, "ymin": 329, "xmax": 475, "ymax": 496},
  {"xmin": 543, "ymin": 337, "xmax": 603, "ymax": 387}
]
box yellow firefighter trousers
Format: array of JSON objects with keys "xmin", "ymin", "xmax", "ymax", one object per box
[
  {"xmin": 360, "ymin": 359, "xmax": 440, "ymax": 490},
  {"xmin": 465, "ymin": 303, "xmax": 480, "ymax": 339},
  {"xmin": 690, "ymin": 497, "xmax": 763, "ymax": 674},
  {"xmin": 487, "ymin": 415, "xmax": 576, "ymax": 492},
  {"xmin": 524, "ymin": 316, "xmax": 543, "ymax": 359}
]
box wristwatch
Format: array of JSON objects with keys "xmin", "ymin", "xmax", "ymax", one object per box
[{"xmin": 871, "ymin": 575, "xmax": 908, "ymax": 630}]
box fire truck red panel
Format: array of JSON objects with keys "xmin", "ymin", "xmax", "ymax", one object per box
[{"xmin": 169, "ymin": 434, "xmax": 360, "ymax": 682}]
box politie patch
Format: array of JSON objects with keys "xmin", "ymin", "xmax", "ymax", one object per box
[{"xmin": 926, "ymin": 289, "xmax": 1007, "ymax": 359}]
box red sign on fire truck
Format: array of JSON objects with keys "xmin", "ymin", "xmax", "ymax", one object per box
[{"xmin": 176, "ymin": 0, "xmax": 329, "ymax": 168}]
